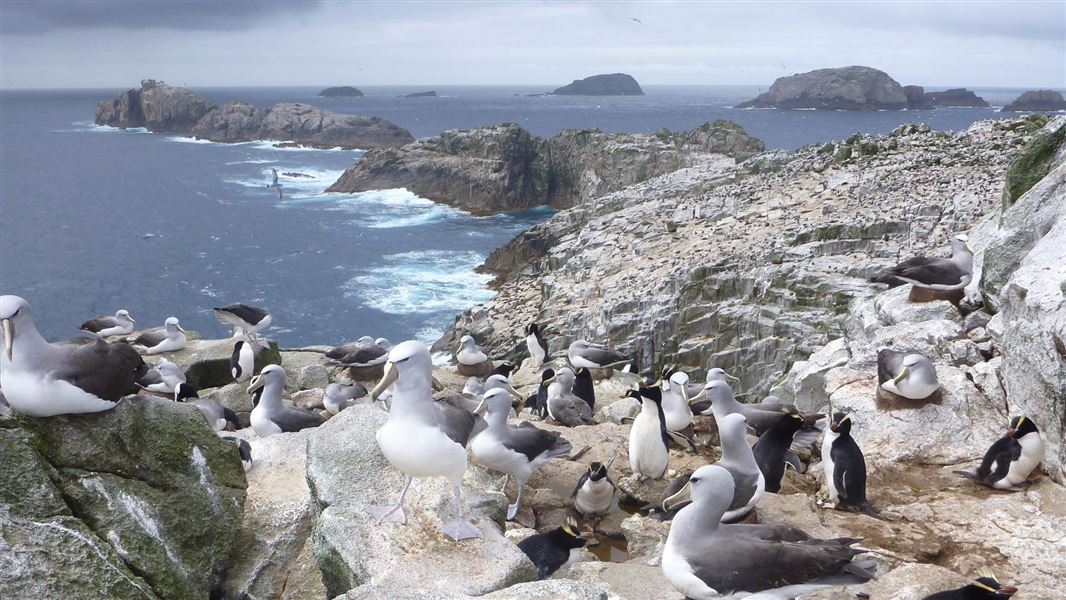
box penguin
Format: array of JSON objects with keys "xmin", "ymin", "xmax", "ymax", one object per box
[
  {"xmin": 516, "ymin": 516, "xmax": 591, "ymax": 579},
  {"xmin": 489, "ymin": 362, "xmax": 516, "ymax": 380},
  {"xmin": 230, "ymin": 339, "xmax": 255, "ymax": 383},
  {"xmin": 525, "ymin": 323, "xmax": 549, "ymax": 368},
  {"xmin": 221, "ymin": 435, "xmax": 253, "ymax": 471},
  {"xmin": 524, "ymin": 368, "xmax": 554, "ymax": 418},
  {"xmin": 955, "ymin": 415, "xmax": 1045, "ymax": 490},
  {"xmin": 571, "ymin": 458, "xmax": 617, "ymax": 517},
  {"xmin": 572, "ymin": 366, "xmax": 596, "ymax": 412},
  {"xmin": 753, "ymin": 412, "xmax": 806, "ymax": 493},
  {"xmin": 821, "ymin": 412, "xmax": 877, "ymax": 516},
  {"xmin": 922, "ymin": 574, "xmax": 1017, "ymax": 599},
  {"xmin": 175, "ymin": 383, "xmax": 239, "ymax": 432},
  {"xmin": 628, "ymin": 384, "xmax": 695, "ymax": 480}
]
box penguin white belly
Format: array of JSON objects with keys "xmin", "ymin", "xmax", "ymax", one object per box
[
  {"xmin": 662, "ymin": 541, "xmax": 719, "ymax": 600},
  {"xmin": 575, "ymin": 478, "xmax": 614, "ymax": 515},
  {"xmin": 250, "ymin": 406, "xmax": 283, "ymax": 437},
  {"xmin": 377, "ymin": 418, "xmax": 467, "ymax": 481},
  {"xmin": 821, "ymin": 431, "xmax": 840, "ymax": 504},
  {"xmin": 525, "ymin": 335, "xmax": 545, "ymax": 367},
  {"xmin": 630, "ymin": 413, "xmax": 668, "ymax": 478},
  {"xmin": 1002, "ymin": 433, "xmax": 1045, "ymax": 487},
  {"xmin": 662, "ymin": 392, "xmax": 692, "ymax": 431},
  {"xmin": 1, "ymin": 370, "xmax": 116, "ymax": 417},
  {"xmin": 470, "ymin": 432, "xmax": 533, "ymax": 480}
]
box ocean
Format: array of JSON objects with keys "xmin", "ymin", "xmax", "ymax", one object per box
[{"xmin": 0, "ymin": 85, "xmax": 1046, "ymax": 347}]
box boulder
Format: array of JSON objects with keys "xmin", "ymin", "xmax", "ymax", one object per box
[
  {"xmin": 319, "ymin": 86, "xmax": 364, "ymax": 98},
  {"xmin": 560, "ymin": 562, "xmax": 684, "ymax": 600},
  {"xmin": 552, "ymin": 74, "xmax": 644, "ymax": 96},
  {"xmin": 736, "ymin": 66, "xmax": 909, "ymax": 110},
  {"xmin": 305, "ymin": 405, "xmax": 537, "ymax": 597},
  {"xmin": 222, "ymin": 429, "xmax": 316, "ymax": 600},
  {"xmin": 95, "ymin": 79, "xmax": 216, "ymax": 132},
  {"xmin": 259, "ymin": 102, "xmax": 414, "ymax": 149},
  {"xmin": 1, "ymin": 398, "xmax": 246, "ymax": 600},
  {"xmin": 153, "ymin": 337, "xmax": 282, "ymax": 390},
  {"xmin": 1002, "ymin": 90, "xmax": 1066, "ymax": 112}
]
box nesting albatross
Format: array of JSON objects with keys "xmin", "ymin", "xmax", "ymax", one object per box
[
  {"xmin": 868, "ymin": 234, "xmax": 973, "ymax": 290},
  {"xmin": 80, "ymin": 309, "xmax": 136, "ymax": 338},
  {"xmin": 568, "ymin": 339, "xmax": 629, "ymax": 370},
  {"xmin": 130, "ymin": 317, "xmax": 186, "ymax": 355},
  {"xmin": 877, "ymin": 349, "xmax": 940, "ymax": 402},
  {"xmin": 366, "ymin": 340, "xmax": 483, "ymax": 541},
  {"xmin": 1, "ymin": 295, "xmax": 146, "ymax": 417}
]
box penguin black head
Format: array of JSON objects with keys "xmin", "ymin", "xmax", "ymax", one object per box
[
  {"xmin": 967, "ymin": 575, "xmax": 1016, "ymax": 598},
  {"xmin": 174, "ymin": 383, "xmax": 199, "ymax": 402},
  {"xmin": 828, "ymin": 411, "xmax": 852, "ymax": 435},
  {"xmin": 526, "ymin": 322, "xmax": 541, "ymax": 336},
  {"xmin": 588, "ymin": 461, "xmax": 609, "ymax": 482},
  {"xmin": 492, "ymin": 362, "xmax": 515, "ymax": 378},
  {"xmin": 540, "ymin": 368, "xmax": 556, "ymax": 384},
  {"xmin": 234, "ymin": 339, "xmax": 245, "ymax": 351},
  {"xmin": 1006, "ymin": 415, "xmax": 1038, "ymax": 439},
  {"xmin": 550, "ymin": 516, "xmax": 590, "ymax": 550},
  {"xmin": 635, "ymin": 383, "xmax": 662, "ymax": 403}
]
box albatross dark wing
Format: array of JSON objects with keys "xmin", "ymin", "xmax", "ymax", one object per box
[
  {"xmin": 52, "ymin": 339, "xmax": 145, "ymax": 401},
  {"xmin": 897, "ymin": 259, "xmax": 966, "ymax": 287},
  {"xmin": 215, "ymin": 304, "xmax": 269, "ymax": 325},
  {"xmin": 433, "ymin": 402, "xmax": 478, "ymax": 446},
  {"xmin": 504, "ymin": 422, "xmax": 572, "ymax": 462},
  {"xmin": 876, "ymin": 349, "xmax": 905, "ymax": 385},
  {"xmin": 80, "ymin": 315, "xmax": 120, "ymax": 333},
  {"xmin": 867, "ymin": 256, "xmax": 932, "ymax": 286}
]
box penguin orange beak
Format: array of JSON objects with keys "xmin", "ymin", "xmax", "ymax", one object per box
[
  {"xmin": 1004, "ymin": 428, "xmax": 1016, "ymax": 438},
  {"xmin": 370, "ymin": 361, "xmax": 398, "ymax": 402},
  {"xmin": 661, "ymin": 481, "xmax": 692, "ymax": 512},
  {"xmin": 1, "ymin": 318, "xmax": 13, "ymax": 361}
]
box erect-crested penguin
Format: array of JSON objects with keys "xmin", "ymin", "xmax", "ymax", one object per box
[
  {"xmin": 230, "ymin": 339, "xmax": 255, "ymax": 383},
  {"xmin": 921, "ymin": 573, "xmax": 1017, "ymax": 599},
  {"xmin": 524, "ymin": 368, "xmax": 554, "ymax": 418},
  {"xmin": 955, "ymin": 415, "xmax": 1045, "ymax": 490},
  {"xmin": 525, "ymin": 322, "xmax": 549, "ymax": 368},
  {"xmin": 752, "ymin": 412, "xmax": 806, "ymax": 493},
  {"xmin": 821, "ymin": 412, "xmax": 877, "ymax": 516},
  {"xmin": 516, "ymin": 516, "xmax": 591, "ymax": 579},
  {"xmin": 572, "ymin": 366, "xmax": 596, "ymax": 412},
  {"xmin": 571, "ymin": 457, "xmax": 617, "ymax": 517}
]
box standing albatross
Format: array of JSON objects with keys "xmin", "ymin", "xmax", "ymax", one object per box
[
  {"xmin": 367, "ymin": 340, "xmax": 483, "ymax": 541},
  {"xmin": 1, "ymin": 295, "xmax": 146, "ymax": 417},
  {"xmin": 661, "ymin": 465, "xmax": 874, "ymax": 599},
  {"xmin": 214, "ymin": 304, "xmax": 271, "ymax": 345}
]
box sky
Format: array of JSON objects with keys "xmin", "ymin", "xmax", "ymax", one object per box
[{"xmin": 1, "ymin": 1, "xmax": 1064, "ymax": 89}]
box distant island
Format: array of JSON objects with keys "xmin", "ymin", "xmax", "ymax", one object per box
[
  {"xmin": 1002, "ymin": 90, "xmax": 1066, "ymax": 112},
  {"xmin": 319, "ymin": 86, "xmax": 363, "ymax": 97},
  {"xmin": 95, "ymin": 80, "xmax": 412, "ymax": 149},
  {"xmin": 737, "ymin": 66, "xmax": 991, "ymax": 111},
  {"xmin": 401, "ymin": 91, "xmax": 437, "ymax": 97},
  {"xmin": 553, "ymin": 73, "xmax": 644, "ymax": 96}
]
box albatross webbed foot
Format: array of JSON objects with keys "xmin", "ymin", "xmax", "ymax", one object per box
[{"xmin": 440, "ymin": 518, "xmax": 482, "ymax": 541}]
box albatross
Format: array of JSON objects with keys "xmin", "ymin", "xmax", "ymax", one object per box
[
  {"xmin": 366, "ymin": 340, "xmax": 483, "ymax": 541},
  {"xmin": 868, "ymin": 234, "xmax": 973, "ymax": 290},
  {"xmin": 1, "ymin": 295, "xmax": 146, "ymax": 417},
  {"xmin": 130, "ymin": 317, "xmax": 186, "ymax": 354},
  {"xmin": 877, "ymin": 349, "xmax": 940, "ymax": 400},
  {"xmin": 214, "ymin": 304, "xmax": 271, "ymax": 345},
  {"xmin": 246, "ymin": 365, "xmax": 325, "ymax": 436},
  {"xmin": 567, "ymin": 339, "xmax": 629, "ymax": 370},
  {"xmin": 660, "ymin": 465, "xmax": 874, "ymax": 599},
  {"xmin": 80, "ymin": 309, "xmax": 136, "ymax": 338},
  {"xmin": 325, "ymin": 336, "xmax": 389, "ymax": 367}
]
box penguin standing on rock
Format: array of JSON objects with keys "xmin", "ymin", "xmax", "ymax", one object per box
[
  {"xmin": 571, "ymin": 458, "xmax": 617, "ymax": 517},
  {"xmin": 524, "ymin": 368, "xmax": 554, "ymax": 418},
  {"xmin": 524, "ymin": 323, "xmax": 549, "ymax": 368},
  {"xmin": 629, "ymin": 385, "xmax": 695, "ymax": 481},
  {"xmin": 753, "ymin": 412, "xmax": 806, "ymax": 493},
  {"xmin": 517, "ymin": 516, "xmax": 591, "ymax": 579},
  {"xmin": 572, "ymin": 367, "xmax": 596, "ymax": 412},
  {"xmin": 230, "ymin": 340, "xmax": 255, "ymax": 383},
  {"xmin": 955, "ymin": 415, "xmax": 1045, "ymax": 490},
  {"xmin": 922, "ymin": 574, "xmax": 1017, "ymax": 599},
  {"xmin": 821, "ymin": 412, "xmax": 878, "ymax": 516}
]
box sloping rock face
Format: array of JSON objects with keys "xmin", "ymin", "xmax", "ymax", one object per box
[
  {"xmin": 96, "ymin": 79, "xmax": 217, "ymax": 132},
  {"xmin": 96, "ymin": 80, "xmax": 413, "ymax": 149},
  {"xmin": 0, "ymin": 398, "xmax": 247, "ymax": 600},
  {"xmin": 326, "ymin": 121, "xmax": 763, "ymax": 214},
  {"xmin": 1002, "ymin": 89, "xmax": 1066, "ymax": 112},
  {"xmin": 553, "ymin": 73, "xmax": 644, "ymax": 96},
  {"xmin": 925, "ymin": 88, "xmax": 989, "ymax": 107},
  {"xmin": 319, "ymin": 86, "xmax": 363, "ymax": 97},
  {"xmin": 975, "ymin": 116, "xmax": 1066, "ymax": 482},
  {"xmin": 737, "ymin": 66, "xmax": 908, "ymax": 110},
  {"xmin": 436, "ymin": 118, "xmax": 1043, "ymax": 396},
  {"xmin": 903, "ymin": 85, "xmax": 934, "ymax": 110}
]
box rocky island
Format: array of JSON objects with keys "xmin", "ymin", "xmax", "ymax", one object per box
[
  {"xmin": 1002, "ymin": 89, "xmax": 1066, "ymax": 112},
  {"xmin": 4, "ymin": 114, "xmax": 1065, "ymax": 600},
  {"xmin": 96, "ymin": 80, "xmax": 413, "ymax": 149},
  {"xmin": 325, "ymin": 120, "xmax": 763, "ymax": 214},
  {"xmin": 736, "ymin": 66, "xmax": 910, "ymax": 110},
  {"xmin": 924, "ymin": 87, "xmax": 989, "ymax": 107},
  {"xmin": 318, "ymin": 86, "xmax": 364, "ymax": 97},
  {"xmin": 553, "ymin": 73, "xmax": 644, "ymax": 96},
  {"xmin": 401, "ymin": 90, "xmax": 438, "ymax": 97}
]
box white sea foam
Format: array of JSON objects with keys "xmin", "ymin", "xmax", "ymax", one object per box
[
  {"xmin": 224, "ymin": 159, "xmax": 276, "ymax": 165},
  {"xmin": 164, "ymin": 136, "xmax": 216, "ymax": 144},
  {"xmin": 345, "ymin": 250, "xmax": 493, "ymax": 315},
  {"xmin": 77, "ymin": 123, "xmax": 150, "ymax": 134},
  {"xmin": 329, "ymin": 188, "xmax": 462, "ymax": 228},
  {"xmin": 226, "ymin": 167, "xmax": 345, "ymax": 200}
]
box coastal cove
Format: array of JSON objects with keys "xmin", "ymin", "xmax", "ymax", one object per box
[{"xmin": 0, "ymin": 85, "xmax": 1054, "ymax": 348}]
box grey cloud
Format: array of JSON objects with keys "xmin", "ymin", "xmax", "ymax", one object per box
[{"xmin": 1, "ymin": 0, "xmax": 323, "ymax": 34}]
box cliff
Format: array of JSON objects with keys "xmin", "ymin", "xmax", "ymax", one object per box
[
  {"xmin": 435, "ymin": 115, "xmax": 1056, "ymax": 401},
  {"xmin": 736, "ymin": 66, "xmax": 909, "ymax": 110},
  {"xmin": 325, "ymin": 120, "xmax": 763, "ymax": 214},
  {"xmin": 553, "ymin": 73, "xmax": 644, "ymax": 96},
  {"xmin": 319, "ymin": 86, "xmax": 363, "ymax": 97},
  {"xmin": 96, "ymin": 80, "xmax": 413, "ymax": 149},
  {"xmin": 924, "ymin": 88, "xmax": 989, "ymax": 107},
  {"xmin": 1002, "ymin": 89, "xmax": 1066, "ymax": 112}
]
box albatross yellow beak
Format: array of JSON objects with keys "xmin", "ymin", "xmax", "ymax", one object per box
[
  {"xmin": 687, "ymin": 389, "xmax": 706, "ymax": 406},
  {"xmin": 892, "ymin": 365, "xmax": 910, "ymax": 385},
  {"xmin": 246, "ymin": 374, "xmax": 265, "ymax": 394},
  {"xmin": 370, "ymin": 361, "xmax": 398, "ymax": 402},
  {"xmin": 661, "ymin": 481, "xmax": 692, "ymax": 512},
  {"xmin": 2, "ymin": 318, "xmax": 13, "ymax": 361}
]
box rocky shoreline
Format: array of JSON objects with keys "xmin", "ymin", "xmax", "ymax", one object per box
[{"xmin": 96, "ymin": 80, "xmax": 413, "ymax": 149}]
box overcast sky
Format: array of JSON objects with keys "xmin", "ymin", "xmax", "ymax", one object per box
[{"xmin": 2, "ymin": 1, "xmax": 1063, "ymax": 89}]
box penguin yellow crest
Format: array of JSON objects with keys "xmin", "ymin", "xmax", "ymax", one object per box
[{"xmin": 562, "ymin": 516, "xmax": 579, "ymax": 537}]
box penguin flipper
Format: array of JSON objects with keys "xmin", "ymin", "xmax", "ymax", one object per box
[
  {"xmin": 666, "ymin": 430, "xmax": 697, "ymax": 453},
  {"xmin": 783, "ymin": 450, "xmax": 805, "ymax": 474}
]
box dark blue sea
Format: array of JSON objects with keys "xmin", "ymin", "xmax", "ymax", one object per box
[{"xmin": 0, "ymin": 85, "xmax": 1045, "ymax": 347}]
